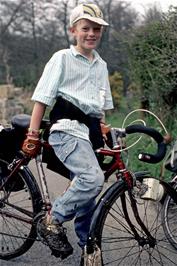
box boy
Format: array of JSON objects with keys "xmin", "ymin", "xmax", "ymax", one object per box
[{"xmin": 22, "ymin": 3, "xmax": 113, "ymax": 262}]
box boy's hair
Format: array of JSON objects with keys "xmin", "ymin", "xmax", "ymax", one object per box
[{"xmin": 70, "ymin": 3, "xmax": 108, "ymax": 27}]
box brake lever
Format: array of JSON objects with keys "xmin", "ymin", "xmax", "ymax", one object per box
[{"xmin": 110, "ymin": 128, "xmax": 126, "ymax": 149}]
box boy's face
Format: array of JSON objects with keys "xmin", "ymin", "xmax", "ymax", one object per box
[{"xmin": 70, "ymin": 19, "xmax": 103, "ymax": 54}]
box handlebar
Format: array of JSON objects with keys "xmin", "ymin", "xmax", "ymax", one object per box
[
  {"xmin": 126, "ymin": 124, "xmax": 167, "ymax": 163},
  {"xmin": 113, "ymin": 124, "xmax": 168, "ymax": 164}
]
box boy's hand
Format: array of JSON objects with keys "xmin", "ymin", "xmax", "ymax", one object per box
[
  {"xmin": 100, "ymin": 123, "xmax": 111, "ymax": 140},
  {"xmin": 22, "ymin": 137, "xmax": 41, "ymax": 158}
]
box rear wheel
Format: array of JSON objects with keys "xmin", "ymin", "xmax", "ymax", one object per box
[
  {"xmin": 94, "ymin": 177, "xmax": 177, "ymax": 265},
  {"xmin": 0, "ymin": 158, "xmax": 42, "ymax": 260},
  {"xmin": 162, "ymin": 181, "xmax": 177, "ymax": 250}
]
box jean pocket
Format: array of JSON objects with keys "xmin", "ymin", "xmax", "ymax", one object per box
[
  {"xmin": 49, "ymin": 132, "xmax": 77, "ymax": 163},
  {"xmin": 59, "ymin": 139, "xmax": 77, "ymax": 162}
]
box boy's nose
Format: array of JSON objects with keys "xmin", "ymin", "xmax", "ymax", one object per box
[{"xmin": 88, "ymin": 29, "xmax": 95, "ymax": 35}]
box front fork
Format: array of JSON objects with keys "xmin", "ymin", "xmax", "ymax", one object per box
[
  {"xmin": 122, "ymin": 188, "xmax": 156, "ymax": 247},
  {"xmin": 119, "ymin": 170, "xmax": 157, "ymax": 246},
  {"xmin": 108, "ymin": 176, "xmax": 177, "ymax": 248}
]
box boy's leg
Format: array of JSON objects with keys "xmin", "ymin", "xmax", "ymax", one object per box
[
  {"xmin": 38, "ymin": 131, "xmax": 104, "ymax": 258},
  {"xmin": 49, "ymin": 131, "xmax": 104, "ymax": 222},
  {"xmin": 48, "ymin": 131, "xmax": 104, "ymax": 249},
  {"xmin": 38, "ymin": 131, "xmax": 104, "ymax": 259},
  {"xmin": 74, "ymin": 203, "xmax": 96, "ymax": 249}
]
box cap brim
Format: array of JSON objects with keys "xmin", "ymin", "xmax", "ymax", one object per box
[{"xmin": 71, "ymin": 15, "xmax": 109, "ymax": 27}]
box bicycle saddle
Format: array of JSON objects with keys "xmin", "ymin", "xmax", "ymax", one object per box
[
  {"xmin": 11, "ymin": 114, "xmax": 51, "ymax": 130},
  {"xmin": 11, "ymin": 114, "xmax": 31, "ymax": 129}
]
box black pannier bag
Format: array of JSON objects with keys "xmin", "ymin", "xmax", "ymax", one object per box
[
  {"xmin": 0, "ymin": 126, "xmax": 27, "ymax": 159},
  {"xmin": 0, "ymin": 127, "xmax": 26, "ymax": 191},
  {"xmin": 0, "ymin": 127, "xmax": 19, "ymax": 159}
]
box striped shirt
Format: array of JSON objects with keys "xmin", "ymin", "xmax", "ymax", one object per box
[{"xmin": 32, "ymin": 45, "xmax": 114, "ymax": 140}]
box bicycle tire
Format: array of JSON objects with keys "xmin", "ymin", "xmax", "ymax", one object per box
[
  {"xmin": 92, "ymin": 176, "xmax": 177, "ymax": 265},
  {"xmin": 162, "ymin": 181, "xmax": 177, "ymax": 250},
  {"xmin": 0, "ymin": 158, "xmax": 42, "ymax": 260}
]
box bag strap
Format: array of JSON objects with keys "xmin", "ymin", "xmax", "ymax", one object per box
[{"xmin": 49, "ymin": 96, "xmax": 90, "ymax": 127}]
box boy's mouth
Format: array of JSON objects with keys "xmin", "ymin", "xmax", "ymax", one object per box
[{"xmin": 86, "ymin": 39, "xmax": 96, "ymax": 43}]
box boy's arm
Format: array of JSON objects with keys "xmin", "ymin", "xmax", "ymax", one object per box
[
  {"xmin": 29, "ymin": 101, "xmax": 46, "ymax": 132},
  {"xmin": 22, "ymin": 101, "xmax": 46, "ymax": 157},
  {"xmin": 100, "ymin": 111, "xmax": 110, "ymax": 140}
]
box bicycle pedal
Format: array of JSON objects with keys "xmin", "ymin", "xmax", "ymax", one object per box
[{"xmin": 33, "ymin": 211, "xmax": 48, "ymax": 245}]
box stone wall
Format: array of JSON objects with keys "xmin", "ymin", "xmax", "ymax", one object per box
[{"xmin": 0, "ymin": 84, "xmax": 24, "ymax": 124}]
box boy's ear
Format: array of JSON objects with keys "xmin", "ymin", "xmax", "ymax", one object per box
[{"xmin": 69, "ymin": 27, "xmax": 75, "ymax": 34}]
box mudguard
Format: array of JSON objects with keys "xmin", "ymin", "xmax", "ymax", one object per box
[
  {"xmin": 88, "ymin": 180, "xmax": 125, "ymax": 241},
  {"xmin": 18, "ymin": 165, "xmax": 43, "ymax": 211}
]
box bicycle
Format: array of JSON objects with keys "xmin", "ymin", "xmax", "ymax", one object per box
[{"xmin": 0, "ymin": 113, "xmax": 177, "ymax": 265}]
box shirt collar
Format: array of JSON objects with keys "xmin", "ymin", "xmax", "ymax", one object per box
[{"xmin": 70, "ymin": 45, "xmax": 99, "ymax": 62}]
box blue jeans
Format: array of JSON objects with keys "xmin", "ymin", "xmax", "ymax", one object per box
[{"xmin": 48, "ymin": 131, "xmax": 104, "ymax": 248}]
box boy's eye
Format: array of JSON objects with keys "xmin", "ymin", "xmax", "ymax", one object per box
[
  {"xmin": 82, "ymin": 27, "xmax": 101, "ymax": 32},
  {"xmin": 94, "ymin": 27, "xmax": 101, "ymax": 32}
]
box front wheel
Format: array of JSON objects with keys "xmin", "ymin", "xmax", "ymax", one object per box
[
  {"xmin": 162, "ymin": 180, "xmax": 177, "ymax": 250},
  {"xmin": 92, "ymin": 176, "xmax": 177, "ymax": 265},
  {"xmin": 0, "ymin": 158, "xmax": 42, "ymax": 260}
]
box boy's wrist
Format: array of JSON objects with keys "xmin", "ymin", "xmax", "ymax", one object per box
[
  {"xmin": 27, "ymin": 128, "xmax": 41, "ymax": 140},
  {"xmin": 28, "ymin": 128, "xmax": 40, "ymax": 133}
]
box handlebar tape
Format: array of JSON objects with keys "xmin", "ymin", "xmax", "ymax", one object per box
[{"xmin": 125, "ymin": 124, "xmax": 166, "ymax": 164}]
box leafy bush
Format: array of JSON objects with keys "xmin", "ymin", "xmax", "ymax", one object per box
[
  {"xmin": 128, "ymin": 7, "xmax": 177, "ymax": 129},
  {"xmin": 109, "ymin": 71, "xmax": 123, "ymax": 110}
]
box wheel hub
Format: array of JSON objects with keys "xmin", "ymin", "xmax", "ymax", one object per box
[{"xmin": 138, "ymin": 236, "xmax": 156, "ymax": 248}]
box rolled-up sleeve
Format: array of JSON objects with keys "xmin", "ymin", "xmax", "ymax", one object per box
[{"xmin": 32, "ymin": 52, "xmax": 63, "ymax": 106}]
